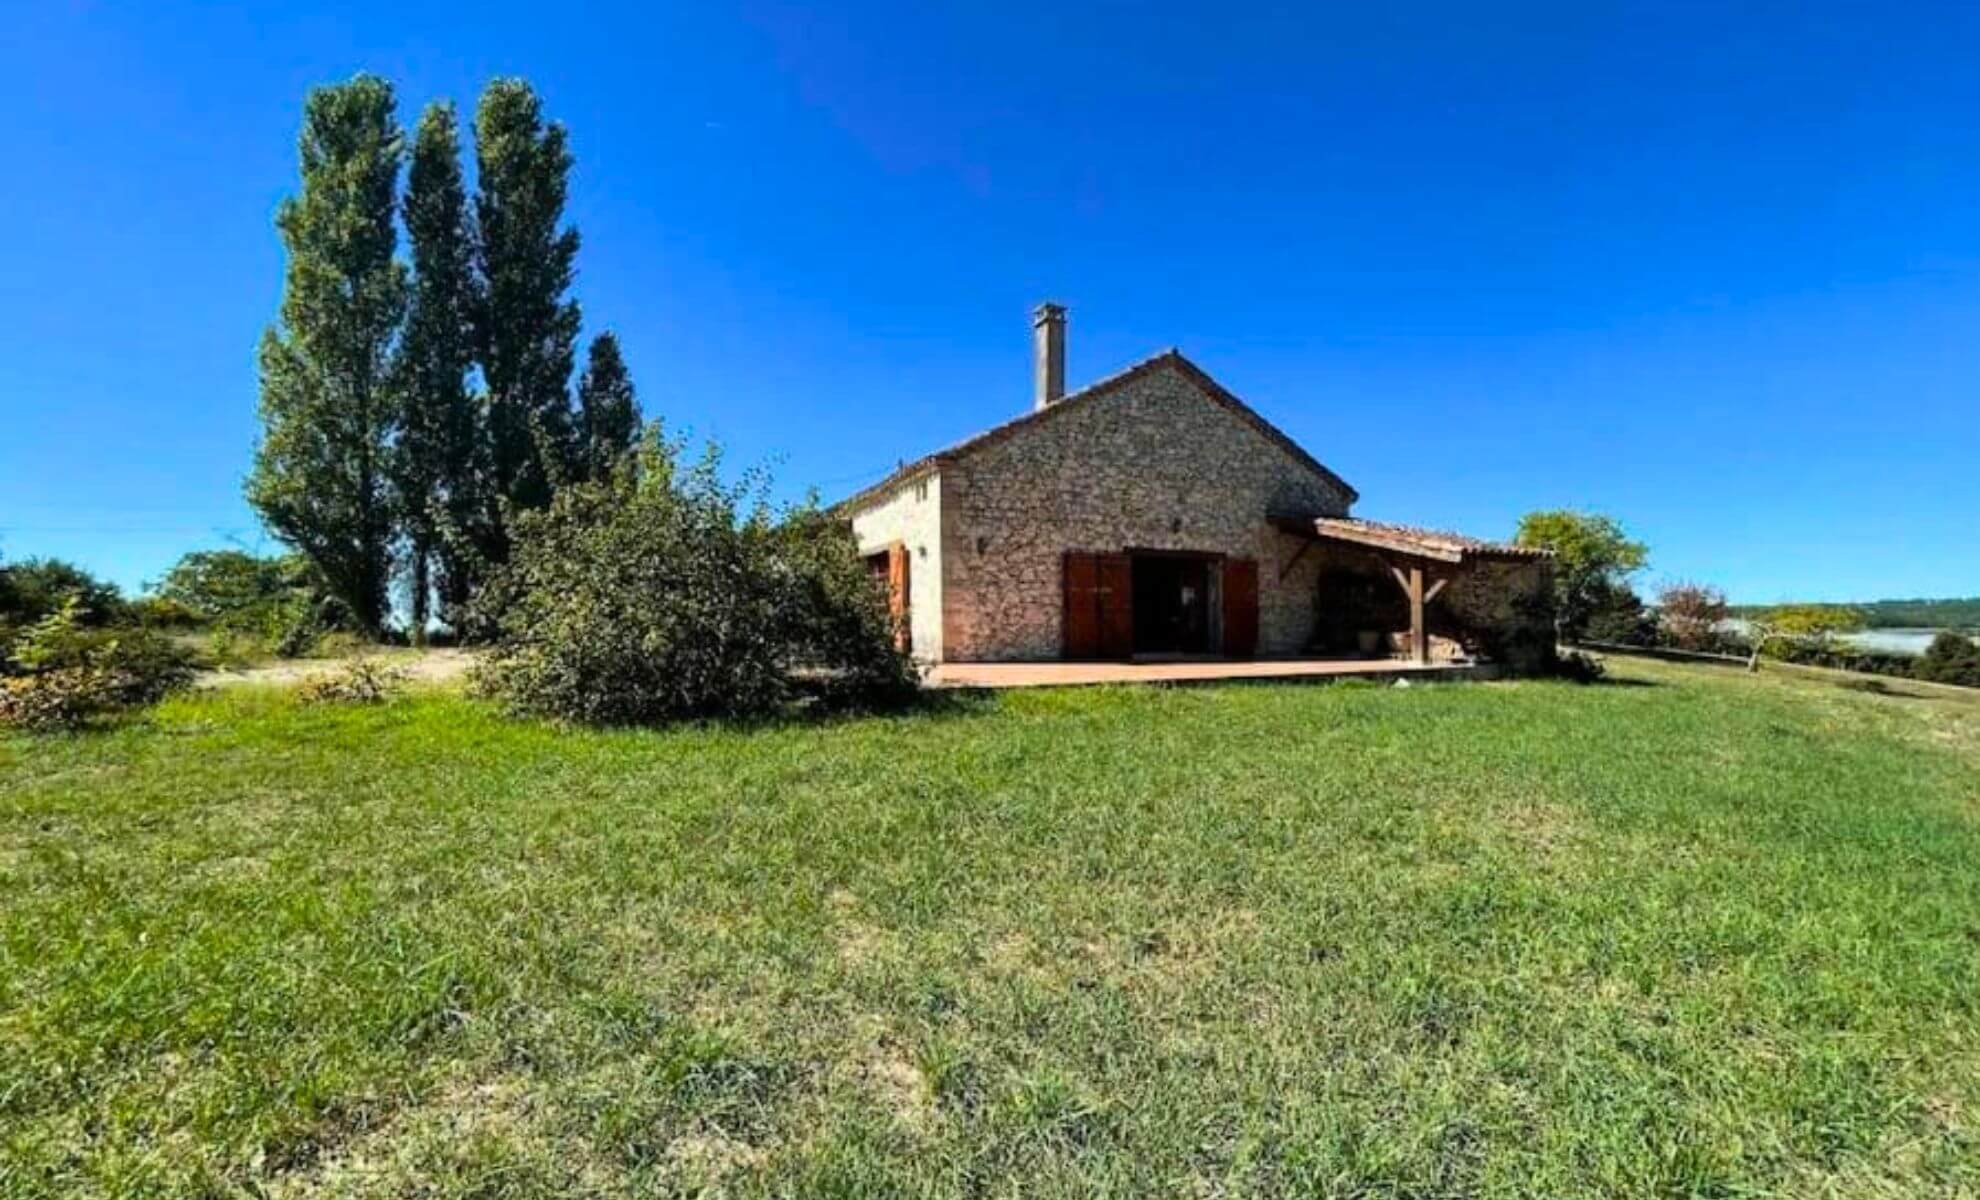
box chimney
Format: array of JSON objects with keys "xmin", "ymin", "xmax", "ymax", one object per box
[{"xmin": 1032, "ymin": 302, "xmax": 1066, "ymax": 410}]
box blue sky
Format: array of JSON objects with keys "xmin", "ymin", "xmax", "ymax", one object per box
[{"xmin": 4, "ymin": 2, "xmax": 1978, "ymax": 603}]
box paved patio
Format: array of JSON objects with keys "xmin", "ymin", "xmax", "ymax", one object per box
[{"xmin": 925, "ymin": 657, "xmax": 1476, "ymax": 689}]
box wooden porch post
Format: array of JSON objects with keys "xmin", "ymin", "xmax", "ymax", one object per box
[
  {"xmin": 1388, "ymin": 561, "xmax": 1449, "ymax": 665},
  {"xmin": 1408, "ymin": 564, "xmax": 1427, "ymax": 664}
]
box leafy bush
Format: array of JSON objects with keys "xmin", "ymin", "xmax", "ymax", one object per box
[
  {"xmin": 1656, "ymin": 581, "xmax": 1729, "ymax": 651},
  {"xmin": 1742, "ymin": 604, "xmax": 1864, "ymax": 670},
  {"xmin": 154, "ymin": 549, "xmax": 293, "ymax": 619},
  {"xmin": 150, "ymin": 549, "xmax": 355, "ymax": 658},
  {"xmin": 1513, "ymin": 510, "xmax": 1647, "ymax": 640},
  {"xmin": 474, "ymin": 436, "xmax": 916, "ymax": 725},
  {"xmin": 0, "ymin": 669, "xmax": 122, "ymax": 732},
  {"xmin": 0, "ymin": 556, "xmax": 126, "ymax": 636},
  {"xmin": 127, "ymin": 595, "xmax": 207, "ymax": 629},
  {"xmin": 297, "ymin": 656, "xmax": 408, "ymax": 704},
  {"xmin": 0, "ymin": 598, "xmax": 196, "ymax": 731},
  {"xmin": 1913, "ymin": 631, "xmax": 1980, "ymax": 687},
  {"xmin": 1580, "ymin": 580, "xmax": 1657, "ymax": 646}
]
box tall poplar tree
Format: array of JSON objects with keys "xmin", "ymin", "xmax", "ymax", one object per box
[
  {"xmin": 576, "ymin": 331, "xmax": 641, "ymax": 479},
  {"xmin": 248, "ymin": 75, "xmax": 406, "ymax": 635},
  {"xmin": 473, "ymin": 78, "xmax": 580, "ymax": 552},
  {"xmin": 395, "ymin": 100, "xmax": 483, "ymax": 636}
]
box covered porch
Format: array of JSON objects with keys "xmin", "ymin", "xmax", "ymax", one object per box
[{"xmin": 1269, "ymin": 515, "xmax": 1552, "ymax": 666}]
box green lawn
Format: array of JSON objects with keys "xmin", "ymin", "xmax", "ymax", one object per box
[{"xmin": 4, "ymin": 660, "xmax": 1979, "ymax": 1198}]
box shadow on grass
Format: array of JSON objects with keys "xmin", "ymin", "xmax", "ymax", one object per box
[
  {"xmin": 1836, "ymin": 677, "xmax": 1927, "ymax": 701},
  {"xmin": 569, "ymin": 682, "xmax": 1005, "ymax": 738}
]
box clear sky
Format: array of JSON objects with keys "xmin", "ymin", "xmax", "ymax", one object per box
[{"xmin": 5, "ymin": 2, "xmax": 1977, "ymax": 603}]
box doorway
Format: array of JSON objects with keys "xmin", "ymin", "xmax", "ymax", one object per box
[
  {"xmin": 1131, "ymin": 553, "xmax": 1215, "ymax": 656},
  {"xmin": 1063, "ymin": 550, "xmax": 1258, "ymax": 660}
]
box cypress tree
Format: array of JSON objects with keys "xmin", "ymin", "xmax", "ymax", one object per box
[
  {"xmin": 472, "ymin": 78, "xmax": 580, "ymax": 544},
  {"xmin": 396, "ymin": 100, "xmax": 484, "ymax": 636},
  {"xmin": 247, "ymin": 75, "xmax": 407, "ymax": 636},
  {"xmin": 577, "ymin": 331, "xmax": 641, "ymax": 479}
]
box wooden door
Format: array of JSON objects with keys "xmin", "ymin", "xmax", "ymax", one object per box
[
  {"xmin": 1222, "ymin": 557, "xmax": 1259, "ymax": 658},
  {"xmin": 1064, "ymin": 551, "xmax": 1134, "ymax": 660},
  {"xmin": 1097, "ymin": 553, "xmax": 1133, "ymax": 659},
  {"xmin": 1063, "ymin": 552, "xmax": 1101, "ymax": 658}
]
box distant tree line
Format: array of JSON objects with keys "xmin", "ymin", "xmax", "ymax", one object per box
[
  {"xmin": 249, "ymin": 74, "xmax": 642, "ymax": 641},
  {"xmin": 0, "ymin": 546, "xmax": 346, "ymax": 663},
  {"xmin": 1729, "ymin": 596, "xmax": 1980, "ymax": 631},
  {"xmin": 1506, "ymin": 511, "xmax": 1980, "ymax": 688}
]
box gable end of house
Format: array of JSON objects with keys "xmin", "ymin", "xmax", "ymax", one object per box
[{"xmin": 832, "ymin": 349, "xmax": 1355, "ymax": 519}]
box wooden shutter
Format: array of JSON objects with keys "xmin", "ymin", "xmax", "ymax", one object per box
[
  {"xmin": 1063, "ymin": 552, "xmax": 1101, "ymax": 658},
  {"xmin": 1098, "ymin": 553, "xmax": 1134, "ymax": 659},
  {"xmin": 887, "ymin": 543, "xmax": 911, "ymax": 652},
  {"xmin": 1223, "ymin": 557, "xmax": 1259, "ymax": 658}
]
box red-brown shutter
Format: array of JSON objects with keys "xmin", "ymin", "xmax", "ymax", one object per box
[
  {"xmin": 1098, "ymin": 553, "xmax": 1134, "ymax": 659},
  {"xmin": 1063, "ymin": 552, "xmax": 1101, "ymax": 658},
  {"xmin": 1223, "ymin": 557, "xmax": 1259, "ymax": 658},
  {"xmin": 887, "ymin": 543, "xmax": 911, "ymax": 652}
]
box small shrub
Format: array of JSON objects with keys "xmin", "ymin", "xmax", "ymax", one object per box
[
  {"xmin": 202, "ymin": 627, "xmax": 270, "ymax": 671},
  {"xmin": 297, "ymin": 657, "xmax": 408, "ymax": 705},
  {"xmin": 0, "ymin": 598, "xmax": 196, "ymax": 731},
  {"xmin": 310, "ymin": 630, "xmax": 374, "ymax": 660},
  {"xmin": 1656, "ymin": 581, "xmax": 1730, "ymax": 651},
  {"xmin": 0, "ymin": 669, "xmax": 125, "ymax": 732}
]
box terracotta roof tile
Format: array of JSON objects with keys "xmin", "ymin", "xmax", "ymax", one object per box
[{"xmin": 1301, "ymin": 516, "xmax": 1550, "ymax": 563}]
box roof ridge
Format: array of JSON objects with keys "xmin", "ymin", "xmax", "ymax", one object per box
[{"xmin": 831, "ymin": 347, "xmax": 1356, "ymax": 515}]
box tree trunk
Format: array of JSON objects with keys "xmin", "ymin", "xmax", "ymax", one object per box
[{"xmin": 409, "ymin": 536, "xmax": 431, "ymax": 647}]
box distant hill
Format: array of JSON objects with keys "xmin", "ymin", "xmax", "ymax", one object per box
[{"xmin": 1729, "ymin": 597, "xmax": 1980, "ymax": 629}]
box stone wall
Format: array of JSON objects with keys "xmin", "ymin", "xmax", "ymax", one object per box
[
  {"xmin": 1440, "ymin": 557, "xmax": 1556, "ymax": 673},
  {"xmin": 938, "ymin": 359, "xmax": 1354, "ymax": 660},
  {"xmin": 847, "ymin": 469, "xmax": 944, "ymax": 661}
]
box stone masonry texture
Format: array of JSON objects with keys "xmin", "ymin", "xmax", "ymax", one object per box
[{"xmin": 937, "ymin": 359, "xmax": 1351, "ymax": 661}]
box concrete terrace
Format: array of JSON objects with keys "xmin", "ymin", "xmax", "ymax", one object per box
[{"xmin": 925, "ymin": 657, "xmax": 1476, "ymax": 689}]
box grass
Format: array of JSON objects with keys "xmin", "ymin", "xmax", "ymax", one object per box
[{"xmin": 3, "ymin": 659, "xmax": 1979, "ymax": 1198}]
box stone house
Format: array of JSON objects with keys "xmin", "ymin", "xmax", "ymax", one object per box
[{"xmin": 835, "ymin": 305, "xmax": 1553, "ymax": 671}]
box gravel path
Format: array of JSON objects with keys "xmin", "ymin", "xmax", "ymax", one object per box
[{"xmin": 197, "ymin": 648, "xmax": 477, "ymax": 689}]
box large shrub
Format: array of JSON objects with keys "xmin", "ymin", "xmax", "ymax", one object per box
[
  {"xmin": 474, "ymin": 437, "xmax": 915, "ymax": 725},
  {"xmin": 1914, "ymin": 631, "xmax": 1980, "ymax": 687},
  {"xmin": 0, "ymin": 598, "xmax": 196, "ymax": 731}
]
